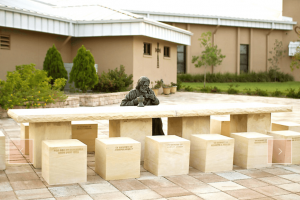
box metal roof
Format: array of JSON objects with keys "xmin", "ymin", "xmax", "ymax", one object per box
[{"xmin": 0, "ymin": 0, "xmax": 192, "ymax": 45}]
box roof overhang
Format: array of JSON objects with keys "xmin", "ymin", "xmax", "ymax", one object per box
[
  {"xmin": 128, "ymin": 10, "xmax": 297, "ymax": 30},
  {"xmin": 0, "ymin": 5, "xmax": 192, "ymax": 45}
]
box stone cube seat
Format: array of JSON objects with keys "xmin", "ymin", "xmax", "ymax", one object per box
[
  {"xmin": 71, "ymin": 121, "xmax": 98, "ymax": 153},
  {"xmin": 0, "ymin": 130, "xmax": 5, "ymax": 170},
  {"xmin": 267, "ymin": 130, "xmax": 300, "ymax": 164},
  {"xmin": 95, "ymin": 137, "xmax": 141, "ymax": 180},
  {"xmin": 42, "ymin": 139, "xmax": 87, "ymax": 185},
  {"xmin": 272, "ymin": 122, "xmax": 300, "ymax": 132},
  {"xmin": 231, "ymin": 132, "xmax": 273, "ymax": 169},
  {"xmin": 190, "ymin": 134, "xmax": 234, "ymax": 172},
  {"xmin": 144, "ymin": 135, "xmax": 190, "ymax": 176}
]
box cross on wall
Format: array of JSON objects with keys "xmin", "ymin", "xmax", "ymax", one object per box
[{"xmin": 155, "ymin": 43, "xmax": 161, "ymax": 68}]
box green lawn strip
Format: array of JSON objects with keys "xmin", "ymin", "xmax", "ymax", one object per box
[{"xmin": 182, "ymin": 82, "xmax": 300, "ymax": 94}]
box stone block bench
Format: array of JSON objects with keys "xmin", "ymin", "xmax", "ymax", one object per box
[{"xmin": 7, "ymin": 103, "xmax": 292, "ymax": 168}]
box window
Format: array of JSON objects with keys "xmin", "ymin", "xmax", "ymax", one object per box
[
  {"xmin": 164, "ymin": 46, "xmax": 170, "ymax": 57},
  {"xmin": 240, "ymin": 44, "xmax": 249, "ymax": 73},
  {"xmin": 0, "ymin": 35, "xmax": 10, "ymax": 50},
  {"xmin": 177, "ymin": 45, "xmax": 186, "ymax": 73},
  {"xmin": 144, "ymin": 43, "xmax": 151, "ymax": 55}
]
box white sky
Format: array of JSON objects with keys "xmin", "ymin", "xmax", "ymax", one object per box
[{"xmin": 38, "ymin": 0, "xmax": 283, "ymax": 20}]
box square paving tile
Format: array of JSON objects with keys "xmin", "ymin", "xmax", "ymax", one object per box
[
  {"xmin": 258, "ymin": 176, "xmax": 292, "ymax": 185},
  {"xmin": 81, "ymin": 182, "xmax": 118, "ymax": 194},
  {"xmin": 91, "ymin": 191, "xmax": 130, "ymax": 200},
  {"xmin": 0, "ymin": 191, "xmax": 18, "ymax": 200},
  {"xmin": 277, "ymin": 183, "xmax": 300, "ymax": 193},
  {"xmin": 215, "ymin": 172, "xmax": 251, "ymax": 181},
  {"xmin": 0, "ymin": 182, "xmax": 13, "ymax": 192},
  {"xmin": 281, "ymin": 166, "xmax": 300, "ymax": 173},
  {"xmin": 238, "ymin": 170, "xmax": 274, "ymax": 178},
  {"xmin": 15, "ymin": 188, "xmax": 53, "ymax": 200},
  {"xmin": 193, "ymin": 174, "xmax": 229, "ymax": 183},
  {"xmin": 137, "ymin": 172, "xmax": 159, "ymax": 180},
  {"xmin": 5, "ymin": 165, "xmax": 34, "ymax": 174},
  {"xmin": 48, "ymin": 185, "xmax": 87, "ymax": 197},
  {"xmin": 55, "ymin": 195, "xmax": 93, "ymax": 200},
  {"xmin": 252, "ymin": 185, "xmax": 290, "ymax": 196},
  {"xmin": 197, "ymin": 191, "xmax": 238, "ymax": 200},
  {"xmin": 208, "ymin": 181, "xmax": 245, "ymax": 191},
  {"xmin": 0, "ymin": 175, "xmax": 8, "ymax": 182},
  {"xmin": 188, "ymin": 168, "xmax": 205, "ymax": 176},
  {"xmin": 109, "ymin": 179, "xmax": 148, "ymax": 191},
  {"xmin": 272, "ymin": 194, "xmax": 300, "ymax": 200},
  {"xmin": 279, "ymin": 174, "xmax": 300, "ymax": 182},
  {"xmin": 165, "ymin": 175, "xmax": 203, "ymax": 186},
  {"xmin": 123, "ymin": 189, "xmax": 162, "ymax": 200},
  {"xmin": 225, "ymin": 188, "xmax": 266, "ymax": 199},
  {"xmin": 152, "ymin": 186, "xmax": 192, "ymax": 198},
  {"xmin": 140, "ymin": 177, "xmax": 176, "ymax": 188},
  {"xmin": 181, "ymin": 183, "xmax": 220, "ymax": 194},
  {"xmin": 6, "ymin": 172, "xmax": 39, "ymax": 182},
  {"xmin": 168, "ymin": 195, "xmax": 204, "ymax": 200},
  {"xmin": 79, "ymin": 175, "xmax": 106, "ymax": 185},
  {"xmin": 234, "ymin": 179, "xmax": 269, "ymax": 188},
  {"xmin": 10, "ymin": 180, "xmax": 46, "ymax": 190},
  {"xmin": 262, "ymin": 168, "xmax": 294, "ymax": 175}
]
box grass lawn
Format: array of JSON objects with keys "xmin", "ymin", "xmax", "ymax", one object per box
[{"xmin": 182, "ymin": 81, "xmax": 300, "ymax": 94}]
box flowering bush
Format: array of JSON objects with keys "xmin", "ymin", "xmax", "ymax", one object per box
[{"xmin": 0, "ymin": 64, "xmax": 67, "ymax": 110}]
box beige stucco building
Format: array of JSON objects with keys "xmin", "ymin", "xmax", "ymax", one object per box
[{"xmin": 0, "ymin": 0, "xmax": 300, "ymax": 86}]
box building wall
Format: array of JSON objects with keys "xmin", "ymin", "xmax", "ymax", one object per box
[
  {"xmin": 70, "ymin": 36, "xmax": 134, "ymax": 77},
  {"xmin": 0, "ymin": 27, "xmax": 72, "ymax": 80},
  {"xmin": 133, "ymin": 36, "xmax": 177, "ymax": 87},
  {"xmin": 282, "ymin": 0, "xmax": 300, "ymax": 81}
]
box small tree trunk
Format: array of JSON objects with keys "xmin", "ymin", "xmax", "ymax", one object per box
[{"xmin": 204, "ymin": 66, "xmax": 206, "ymax": 88}]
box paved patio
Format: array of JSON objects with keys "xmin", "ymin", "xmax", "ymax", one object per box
[{"xmin": 1, "ymin": 92, "xmax": 300, "ymax": 200}]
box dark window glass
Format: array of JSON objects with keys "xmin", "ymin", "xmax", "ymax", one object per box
[
  {"xmin": 240, "ymin": 44, "xmax": 248, "ymax": 73},
  {"xmin": 144, "ymin": 43, "xmax": 151, "ymax": 55},
  {"xmin": 164, "ymin": 46, "xmax": 170, "ymax": 57},
  {"xmin": 177, "ymin": 45, "xmax": 186, "ymax": 73}
]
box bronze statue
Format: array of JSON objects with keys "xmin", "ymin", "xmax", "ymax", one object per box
[{"xmin": 120, "ymin": 76, "xmax": 164, "ymax": 136}]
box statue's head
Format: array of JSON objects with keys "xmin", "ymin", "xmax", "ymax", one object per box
[{"xmin": 136, "ymin": 76, "xmax": 150, "ymax": 93}]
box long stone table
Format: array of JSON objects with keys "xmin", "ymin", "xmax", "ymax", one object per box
[{"xmin": 8, "ymin": 103, "xmax": 292, "ymax": 168}]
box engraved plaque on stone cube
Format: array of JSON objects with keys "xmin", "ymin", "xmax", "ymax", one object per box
[
  {"xmin": 72, "ymin": 121, "xmax": 98, "ymax": 153},
  {"xmin": 21, "ymin": 123, "xmax": 29, "ymax": 155},
  {"xmin": 231, "ymin": 132, "xmax": 273, "ymax": 169},
  {"xmin": 144, "ymin": 135, "xmax": 190, "ymax": 176},
  {"xmin": 42, "ymin": 139, "xmax": 87, "ymax": 185},
  {"xmin": 95, "ymin": 137, "xmax": 141, "ymax": 180},
  {"xmin": 272, "ymin": 122, "xmax": 300, "ymax": 132},
  {"xmin": 267, "ymin": 130, "xmax": 300, "ymax": 164},
  {"xmin": 0, "ymin": 131, "xmax": 5, "ymax": 170},
  {"xmin": 190, "ymin": 134, "xmax": 234, "ymax": 172}
]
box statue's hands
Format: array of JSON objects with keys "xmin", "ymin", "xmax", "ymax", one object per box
[{"xmin": 146, "ymin": 94, "xmax": 155, "ymax": 100}]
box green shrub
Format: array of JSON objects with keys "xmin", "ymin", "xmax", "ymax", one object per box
[
  {"xmin": 184, "ymin": 86, "xmax": 193, "ymax": 92},
  {"xmin": 177, "ymin": 71, "xmax": 293, "ymax": 83},
  {"xmin": 69, "ymin": 45, "xmax": 98, "ymax": 93},
  {"xmin": 243, "ymin": 88, "xmax": 253, "ymax": 95},
  {"xmin": 0, "ymin": 64, "xmax": 67, "ymax": 110},
  {"xmin": 200, "ymin": 86, "xmax": 211, "ymax": 93},
  {"xmin": 271, "ymin": 89, "xmax": 283, "ymax": 97},
  {"xmin": 43, "ymin": 44, "xmax": 68, "ymax": 85},
  {"xmin": 254, "ymin": 88, "xmax": 269, "ymax": 96},
  {"xmin": 93, "ymin": 65, "xmax": 133, "ymax": 93},
  {"xmin": 286, "ymin": 88, "xmax": 300, "ymax": 98},
  {"xmin": 227, "ymin": 84, "xmax": 239, "ymax": 94},
  {"xmin": 177, "ymin": 79, "xmax": 182, "ymax": 90},
  {"xmin": 211, "ymin": 86, "xmax": 221, "ymax": 93}
]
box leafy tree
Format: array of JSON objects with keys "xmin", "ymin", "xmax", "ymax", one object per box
[
  {"xmin": 290, "ymin": 42, "xmax": 300, "ymax": 73},
  {"xmin": 93, "ymin": 65, "xmax": 133, "ymax": 92},
  {"xmin": 43, "ymin": 44, "xmax": 68, "ymax": 85},
  {"xmin": 268, "ymin": 39, "xmax": 286, "ymax": 82},
  {"xmin": 69, "ymin": 45, "xmax": 98, "ymax": 93},
  {"xmin": 192, "ymin": 31, "xmax": 226, "ymax": 88}
]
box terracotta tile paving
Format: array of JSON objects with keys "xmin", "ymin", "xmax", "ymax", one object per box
[{"xmin": 1, "ymin": 92, "xmax": 300, "ymax": 199}]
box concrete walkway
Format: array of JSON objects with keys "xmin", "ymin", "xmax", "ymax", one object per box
[{"xmin": 0, "ymin": 92, "xmax": 300, "ymax": 200}]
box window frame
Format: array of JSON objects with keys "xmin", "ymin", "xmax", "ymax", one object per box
[
  {"xmin": 143, "ymin": 42, "xmax": 151, "ymax": 55},
  {"xmin": 164, "ymin": 46, "xmax": 170, "ymax": 58},
  {"xmin": 0, "ymin": 34, "xmax": 10, "ymax": 50}
]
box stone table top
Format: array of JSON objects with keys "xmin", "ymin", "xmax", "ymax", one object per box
[{"xmin": 7, "ymin": 103, "xmax": 292, "ymax": 123}]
